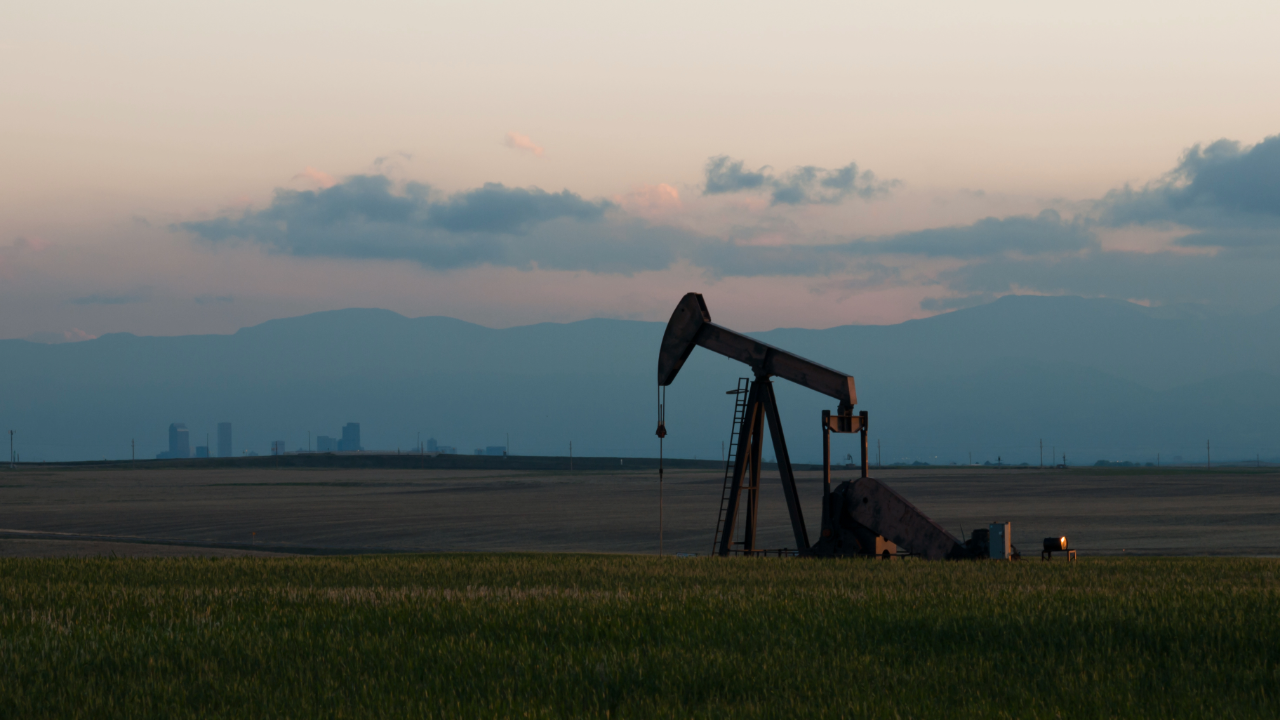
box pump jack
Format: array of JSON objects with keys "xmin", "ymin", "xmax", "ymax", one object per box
[{"xmin": 658, "ymin": 292, "xmax": 976, "ymax": 560}]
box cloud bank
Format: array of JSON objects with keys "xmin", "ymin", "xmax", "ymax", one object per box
[
  {"xmin": 177, "ymin": 175, "xmax": 678, "ymax": 274},
  {"xmin": 177, "ymin": 168, "xmax": 1078, "ymax": 279},
  {"xmin": 172, "ymin": 141, "xmax": 1280, "ymax": 312},
  {"xmin": 924, "ymin": 135, "xmax": 1280, "ymax": 309}
]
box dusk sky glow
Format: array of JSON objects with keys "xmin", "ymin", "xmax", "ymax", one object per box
[{"xmin": 5, "ymin": 1, "xmax": 1280, "ymax": 340}]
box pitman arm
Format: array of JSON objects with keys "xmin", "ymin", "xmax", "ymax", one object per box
[{"xmin": 657, "ymin": 292, "xmax": 857, "ymax": 409}]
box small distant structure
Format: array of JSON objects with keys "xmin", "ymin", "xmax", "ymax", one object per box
[
  {"xmin": 339, "ymin": 423, "xmax": 362, "ymax": 452},
  {"xmin": 217, "ymin": 422, "xmax": 233, "ymax": 457},
  {"xmin": 271, "ymin": 440, "xmax": 286, "ymax": 455},
  {"xmin": 195, "ymin": 446, "xmax": 209, "ymax": 458},
  {"xmin": 156, "ymin": 423, "xmax": 190, "ymax": 459},
  {"xmin": 316, "ymin": 435, "xmax": 339, "ymax": 452}
]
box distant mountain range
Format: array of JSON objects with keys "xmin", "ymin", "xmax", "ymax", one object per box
[{"xmin": 3, "ymin": 295, "xmax": 1279, "ymax": 465}]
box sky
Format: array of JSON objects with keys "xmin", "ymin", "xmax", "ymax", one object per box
[{"xmin": 4, "ymin": 0, "xmax": 1280, "ymax": 340}]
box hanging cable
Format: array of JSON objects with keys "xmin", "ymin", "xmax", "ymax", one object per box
[{"xmin": 656, "ymin": 384, "xmax": 666, "ymax": 556}]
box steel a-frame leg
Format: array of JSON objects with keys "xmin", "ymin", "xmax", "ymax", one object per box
[
  {"xmin": 760, "ymin": 379, "xmax": 810, "ymax": 553},
  {"xmin": 716, "ymin": 376, "xmax": 811, "ymax": 556}
]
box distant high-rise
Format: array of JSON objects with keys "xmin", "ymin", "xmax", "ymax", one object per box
[
  {"xmin": 427, "ymin": 437, "xmax": 438, "ymax": 452},
  {"xmin": 217, "ymin": 422, "xmax": 232, "ymax": 457},
  {"xmin": 339, "ymin": 423, "xmax": 361, "ymax": 452},
  {"xmin": 168, "ymin": 423, "xmax": 190, "ymax": 459}
]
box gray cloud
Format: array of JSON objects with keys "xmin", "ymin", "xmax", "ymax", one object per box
[
  {"xmin": 686, "ymin": 211, "xmax": 1091, "ymax": 278},
  {"xmin": 1099, "ymin": 135, "xmax": 1280, "ymax": 239},
  {"xmin": 932, "ymin": 244, "xmax": 1280, "ymax": 310},
  {"xmin": 1171, "ymin": 229, "xmax": 1280, "ymax": 249},
  {"xmin": 703, "ymin": 156, "xmax": 896, "ymax": 205},
  {"xmin": 703, "ymin": 156, "xmax": 769, "ymax": 194},
  {"xmin": 428, "ymin": 183, "xmax": 610, "ymax": 233},
  {"xmin": 919, "ymin": 133, "xmax": 1280, "ymax": 310},
  {"xmin": 175, "ymin": 176, "xmax": 654, "ymax": 273},
  {"xmin": 845, "ymin": 210, "xmax": 1095, "ymax": 258}
]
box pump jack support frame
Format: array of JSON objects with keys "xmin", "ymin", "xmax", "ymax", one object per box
[
  {"xmin": 660, "ymin": 292, "xmax": 973, "ymax": 561},
  {"xmin": 717, "ymin": 375, "xmax": 811, "ymax": 556},
  {"xmin": 659, "ymin": 292, "xmax": 860, "ymax": 558}
]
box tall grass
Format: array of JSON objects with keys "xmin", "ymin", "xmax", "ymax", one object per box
[{"xmin": 0, "ymin": 555, "xmax": 1275, "ymax": 718}]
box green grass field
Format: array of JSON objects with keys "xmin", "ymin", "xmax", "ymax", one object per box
[{"xmin": 0, "ymin": 555, "xmax": 1276, "ymax": 718}]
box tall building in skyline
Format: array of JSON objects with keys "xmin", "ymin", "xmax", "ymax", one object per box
[
  {"xmin": 339, "ymin": 422, "xmax": 361, "ymax": 452},
  {"xmin": 317, "ymin": 435, "xmax": 338, "ymax": 452},
  {"xmin": 168, "ymin": 423, "xmax": 189, "ymax": 459},
  {"xmin": 217, "ymin": 422, "xmax": 232, "ymax": 457},
  {"xmin": 427, "ymin": 437, "xmax": 438, "ymax": 452}
]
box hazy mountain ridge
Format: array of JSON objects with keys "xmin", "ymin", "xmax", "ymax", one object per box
[{"xmin": 2, "ymin": 296, "xmax": 1278, "ymax": 464}]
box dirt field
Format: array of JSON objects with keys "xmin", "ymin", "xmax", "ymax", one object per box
[{"xmin": 1, "ymin": 464, "xmax": 1277, "ymax": 557}]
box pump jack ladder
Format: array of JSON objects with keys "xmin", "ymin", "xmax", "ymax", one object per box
[{"xmin": 712, "ymin": 378, "xmax": 751, "ymax": 555}]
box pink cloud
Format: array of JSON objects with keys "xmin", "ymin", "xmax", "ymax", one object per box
[
  {"xmin": 503, "ymin": 132, "xmax": 544, "ymax": 157},
  {"xmin": 293, "ymin": 166, "xmax": 337, "ymax": 188},
  {"xmin": 616, "ymin": 183, "xmax": 682, "ymax": 217}
]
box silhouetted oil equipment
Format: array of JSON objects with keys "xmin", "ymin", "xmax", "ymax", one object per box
[
  {"xmin": 658, "ymin": 292, "xmax": 989, "ymax": 559},
  {"xmin": 1041, "ymin": 536, "xmax": 1076, "ymax": 561}
]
